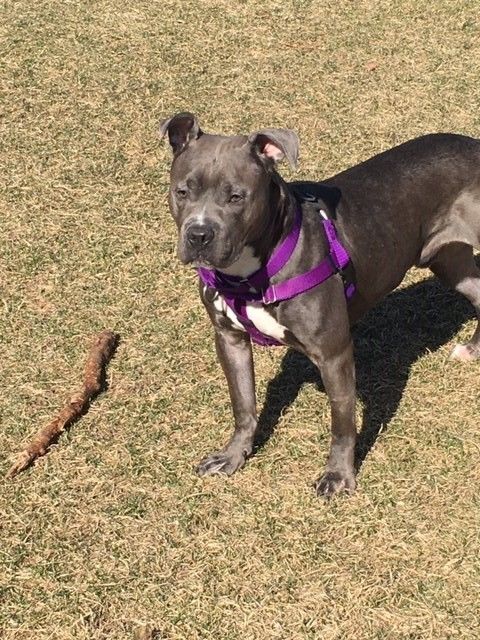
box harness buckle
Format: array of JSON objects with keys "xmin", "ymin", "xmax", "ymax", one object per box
[
  {"xmin": 262, "ymin": 285, "xmax": 276, "ymax": 305},
  {"xmin": 329, "ymin": 257, "xmax": 356, "ymax": 298},
  {"xmin": 326, "ymin": 251, "xmax": 354, "ymax": 283}
]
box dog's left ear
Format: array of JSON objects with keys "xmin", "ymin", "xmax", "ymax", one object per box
[
  {"xmin": 159, "ymin": 112, "xmax": 202, "ymax": 154},
  {"xmin": 248, "ymin": 128, "xmax": 299, "ymax": 170}
]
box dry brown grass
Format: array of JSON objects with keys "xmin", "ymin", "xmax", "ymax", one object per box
[{"xmin": 1, "ymin": 1, "xmax": 480, "ymax": 638}]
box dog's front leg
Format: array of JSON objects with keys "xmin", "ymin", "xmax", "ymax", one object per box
[
  {"xmin": 309, "ymin": 337, "xmax": 357, "ymax": 498},
  {"xmin": 196, "ymin": 328, "xmax": 257, "ymax": 477}
]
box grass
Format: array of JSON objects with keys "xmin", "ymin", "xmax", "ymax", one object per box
[{"xmin": 1, "ymin": 0, "xmax": 480, "ymax": 638}]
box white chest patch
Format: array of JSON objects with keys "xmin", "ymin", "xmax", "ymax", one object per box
[
  {"xmin": 212, "ymin": 293, "xmax": 287, "ymax": 342},
  {"xmin": 245, "ymin": 302, "xmax": 287, "ymax": 342},
  {"xmin": 208, "ymin": 245, "xmax": 287, "ymax": 342}
]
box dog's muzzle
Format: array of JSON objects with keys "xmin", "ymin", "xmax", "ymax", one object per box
[{"xmin": 186, "ymin": 223, "xmax": 215, "ymax": 250}]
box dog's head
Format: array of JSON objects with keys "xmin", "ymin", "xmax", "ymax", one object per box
[{"xmin": 160, "ymin": 112, "xmax": 299, "ymax": 271}]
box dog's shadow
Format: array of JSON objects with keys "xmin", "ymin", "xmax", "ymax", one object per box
[{"xmin": 254, "ymin": 275, "xmax": 474, "ymax": 470}]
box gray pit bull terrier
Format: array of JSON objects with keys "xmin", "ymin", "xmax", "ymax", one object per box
[{"xmin": 160, "ymin": 112, "xmax": 480, "ymax": 498}]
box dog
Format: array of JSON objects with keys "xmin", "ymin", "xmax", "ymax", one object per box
[{"xmin": 160, "ymin": 112, "xmax": 480, "ymax": 497}]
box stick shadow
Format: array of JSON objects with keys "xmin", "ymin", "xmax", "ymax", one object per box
[{"xmin": 253, "ymin": 275, "xmax": 474, "ymax": 470}]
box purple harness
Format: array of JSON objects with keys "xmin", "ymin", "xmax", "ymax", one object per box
[{"xmin": 198, "ymin": 205, "xmax": 356, "ymax": 346}]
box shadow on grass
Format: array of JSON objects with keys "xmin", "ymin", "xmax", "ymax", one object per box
[{"xmin": 253, "ymin": 275, "xmax": 474, "ymax": 471}]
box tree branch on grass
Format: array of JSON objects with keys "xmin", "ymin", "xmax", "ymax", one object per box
[{"xmin": 7, "ymin": 330, "xmax": 119, "ymax": 479}]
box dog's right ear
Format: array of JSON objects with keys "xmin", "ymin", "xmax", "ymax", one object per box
[{"xmin": 159, "ymin": 112, "xmax": 202, "ymax": 154}]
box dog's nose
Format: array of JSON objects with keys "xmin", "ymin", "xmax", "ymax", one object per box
[{"xmin": 186, "ymin": 224, "xmax": 215, "ymax": 249}]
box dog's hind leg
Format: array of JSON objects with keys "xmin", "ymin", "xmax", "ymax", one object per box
[{"xmin": 429, "ymin": 242, "xmax": 480, "ymax": 360}]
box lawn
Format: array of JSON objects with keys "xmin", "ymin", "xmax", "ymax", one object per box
[{"xmin": 1, "ymin": 1, "xmax": 479, "ymax": 638}]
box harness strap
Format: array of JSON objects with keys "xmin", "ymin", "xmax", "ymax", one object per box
[
  {"xmin": 261, "ymin": 251, "xmax": 336, "ymax": 303},
  {"xmin": 261, "ymin": 216, "xmax": 355, "ymax": 303},
  {"xmin": 197, "ymin": 199, "xmax": 356, "ymax": 346},
  {"xmin": 248, "ymin": 207, "xmax": 302, "ymax": 287}
]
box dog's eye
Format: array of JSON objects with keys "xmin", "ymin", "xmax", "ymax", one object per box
[
  {"xmin": 229, "ymin": 194, "xmax": 243, "ymax": 203},
  {"xmin": 176, "ymin": 187, "xmax": 188, "ymax": 198}
]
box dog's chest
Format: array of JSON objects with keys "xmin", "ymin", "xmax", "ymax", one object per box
[{"xmin": 212, "ymin": 294, "xmax": 287, "ymax": 342}]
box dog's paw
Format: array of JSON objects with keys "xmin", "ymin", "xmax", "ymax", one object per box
[
  {"xmin": 450, "ymin": 343, "xmax": 480, "ymax": 362},
  {"xmin": 196, "ymin": 449, "xmax": 247, "ymax": 477},
  {"xmin": 314, "ymin": 470, "xmax": 356, "ymax": 499}
]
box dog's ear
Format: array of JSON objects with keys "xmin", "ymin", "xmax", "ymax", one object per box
[
  {"xmin": 248, "ymin": 128, "xmax": 299, "ymax": 170},
  {"xmin": 159, "ymin": 112, "xmax": 202, "ymax": 154}
]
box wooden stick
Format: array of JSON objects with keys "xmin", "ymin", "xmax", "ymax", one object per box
[{"xmin": 7, "ymin": 330, "xmax": 119, "ymax": 479}]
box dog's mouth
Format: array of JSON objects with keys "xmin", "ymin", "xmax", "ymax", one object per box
[
  {"xmin": 189, "ymin": 257, "xmax": 217, "ymax": 269},
  {"xmin": 180, "ymin": 242, "xmax": 238, "ymax": 271}
]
